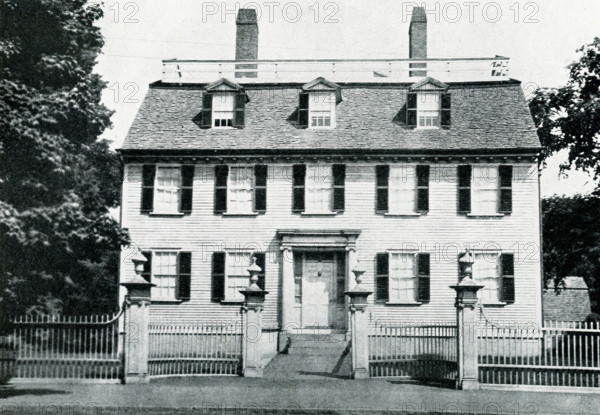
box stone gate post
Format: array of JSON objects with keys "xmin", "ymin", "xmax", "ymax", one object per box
[
  {"xmin": 120, "ymin": 250, "xmax": 154, "ymax": 384},
  {"xmin": 344, "ymin": 260, "xmax": 372, "ymax": 379}
]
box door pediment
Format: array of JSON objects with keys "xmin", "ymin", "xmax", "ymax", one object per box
[{"xmin": 277, "ymin": 229, "xmax": 361, "ymax": 251}]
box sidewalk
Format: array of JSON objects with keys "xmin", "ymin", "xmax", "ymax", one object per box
[{"xmin": 0, "ymin": 377, "xmax": 598, "ymax": 415}]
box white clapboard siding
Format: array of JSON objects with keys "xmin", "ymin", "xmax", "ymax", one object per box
[{"xmin": 120, "ymin": 162, "xmax": 542, "ymax": 328}]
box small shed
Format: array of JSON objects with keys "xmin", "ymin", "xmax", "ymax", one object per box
[{"xmin": 543, "ymin": 276, "xmax": 592, "ymax": 322}]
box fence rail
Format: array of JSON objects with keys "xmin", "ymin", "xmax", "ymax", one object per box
[
  {"xmin": 368, "ymin": 322, "xmax": 457, "ymax": 382},
  {"xmin": 478, "ymin": 321, "xmax": 600, "ymax": 387},
  {"xmin": 148, "ymin": 321, "xmax": 243, "ymax": 377},
  {"xmin": 3, "ymin": 313, "xmax": 121, "ymax": 381}
]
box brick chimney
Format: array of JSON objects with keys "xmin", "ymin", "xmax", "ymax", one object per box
[
  {"xmin": 235, "ymin": 9, "xmax": 258, "ymax": 78},
  {"xmin": 408, "ymin": 7, "xmax": 427, "ymax": 77},
  {"xmin": 409, "ymin": 7, "xmax": 427, "ymax": 59}
]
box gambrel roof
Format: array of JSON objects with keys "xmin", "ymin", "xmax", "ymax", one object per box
[{"xmin": 120, "ymin": 80, "xmax": 541, "ymax": 154}]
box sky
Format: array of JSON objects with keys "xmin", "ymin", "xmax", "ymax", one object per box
[{"xmin": 93, "ymin": 0, "xmax": 599, "ymax": 197}]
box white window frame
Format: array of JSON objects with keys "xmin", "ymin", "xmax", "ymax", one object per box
[
  {"xmin": 305, "ymin": 164, "xmax": 333, "ymax": 214},
  {"xmin": 224, "ymin": 251, "xmax": 253, "ymax": 302},
  {"xmin": 212, "ymin": 92, "xmax": 235, "ymax": 129},
  {"xmin": 417, "ymin": 92, "xmax": 441, "ymax": 130},
  {"xmin": 471, "ymin": 165, "xmax": 500, "ymax": 216},
  {"xmin": 153, "ymin": 165, "xmax": 181, "ymax": 214},
  {"xmin": 472, "ymin": 250, "xmax": 502, "ymax": 304},
  {"xmin": 150, "ymin": 250, "xmax": 180, "ymax": 302},
  {"xmin": 387, "ymin": 250, "xmax": 419, "ymax": 304},
  {"xmin": 388, "ymin": 164, "xmax": 417, "ymax": 214},
  {"xmin": 227, "ymin": 165, "xmax": 255, "ymax": 214},
  {"xmin": 309, "ymin": 91, "xmax": 336, "ymax": 129}
]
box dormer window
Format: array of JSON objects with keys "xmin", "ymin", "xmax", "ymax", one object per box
[
  {"xmin": 200, "ymin": 78, "xmax": 248, "ymax": 129},
  {"xmin": 406, "ymin": 77, "xmax": 451, "ymax": 130},
  {"xmin": 212, "ymin": 92, "xmax": 235, "ymax": 128},
  {"xmin": 298, "ymin": 77, "xmax": 342, "ymax": 129}
]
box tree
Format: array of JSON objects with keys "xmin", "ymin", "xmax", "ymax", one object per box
[
  {"xmin": 542, "ymin": 195, "xmax": 600, "ymax": 314},
  {"xmin": 530, "ymin": 37, "xmax": 600, "ymax": 191},
  {"xmin": 0, "ymin": 0, "xmax": 129, "ymax": 316}
]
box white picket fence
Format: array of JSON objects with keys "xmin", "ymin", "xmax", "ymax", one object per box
[
  {"xmin": 3, "ymin": 313, "xmax": 121, "ymax": 381},
  {"xmin": 147, "ymin": 321, "xmax": 243, "ymax": 377},
  {"xmin": 478, "ymin": 321, "xmax": 600, "ymax": 388},
  {"xmin": 368, "ymin": 322, "xmax": 457, "ymax": 382}
]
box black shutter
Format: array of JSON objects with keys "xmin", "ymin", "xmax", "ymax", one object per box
[
  {"xmin": 375, "ymin": 253, "xmax": 389, "ymax": 302},
  {"xmin": 255, "ymin": 253, "xmax": 266, "ymax": 290},
  {"xmin": 332, "ymin": 164, "xmax": 345, "ymax": 212},
  {"xmin": 499, "ymin": 165, "xmax": 513, "ymax": 214},
  {"xmin": 200, "ymin": 92, "xmax": 213, "ymax": 128},
  {"xmin": 298, "ymin": 92, "xmax": 309, "ymax": 128},
  {"xmin": 211, "ymin": 252, "xmax": 225, "ymax": 302},
  {"xmin": 376, "ymin": 165, "xmax": 389, "ymax": 213},
  {"xmin": 141, "ymin": 251, "xmax": 152, "ymax": 283},
  {"xmin": 177, "ymin": 252, "xmax": 192, "ymax": 301},
  {"xmin": 458, "ymin": 165, "xmax": 471, "ymax": 214},
  {"xmin": 441, "ymin": 92, "xmax": 451, "ymax": 128},
  {"xmin": 416, "ymin": 253, "xmax": 431, "ymax": 302},
  {"xmin": 254, "ymin": 165, "xmax": 267, "ymax": 213},
  {"xmin": 180, "ymin": 165, "xmax": 195, "ymax": 213},
  {"xmin": 500, "ymin": 253, "xmax": 515, "ymax": 303},
  {"xmin": 406, "ymin": 92, "xmax": 417, "ymax": 128},
  {"xmin": 214, "ymin": 165, "xmax": 228, "ymax": 213},
  {"xmin": 416, "ymin": 165, "xmax": 429, "ymax": 213},
  {"xmin": 233, "ymin": 92, "xmax": 246, "ymax": 128},
  {"xmin": 141, "ymin": 165, "xmax": 155, "ymax": 213},
  {"xmin": 292, "ymin": 164, "xmax": 306, "ymax": 213}
]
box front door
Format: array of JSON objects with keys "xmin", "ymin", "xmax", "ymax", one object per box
[{"xmin": 300, "ymin": 252, "xmax": 346, "ymax": 329}]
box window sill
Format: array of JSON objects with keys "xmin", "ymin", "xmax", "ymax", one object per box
[
  {"xmin": 220, "ymin": 300, "xmax": 245, "ymax": 305},
  {"xmin": 481, "ymin": 302, "xmax": 508, "ymax": 307},
  {"xmin": 151, "ymin": 299, "xmax": 183, "ymax": 304},
  {"xmin": 384, "ymin": 212, "xmax": 422, "ymax": 217},
  {"xmin": 221, "ymin": 212, "xmax": 260, "ymax": 217},
  {"xmin": 385, "ymin": 301, "xmax": 423, "ymax": 306},
  {"xmin": 301, "ymin": 212, "xmax": 339, "ymax": 216},
  {"xmin": 149, "ymin": 212, "xmax": 185, "ymax": 217},
  {"xmin": 466, "ymin": 213, "xmax": 505, "ymax": 218}
]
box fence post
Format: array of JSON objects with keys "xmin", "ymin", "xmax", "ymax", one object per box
[
  {"xmin": 345, "ymin": 260, "xmax": 372, "ymax": 379},
  {"xmin": 240, "ymin": 256, "xmax": 269, "ymax": 378},
  {"xmin": 120, "ymin": 250, "xmax": 155, "ymax": 384},
  {"xmin": 450, "ymin": 251, "xmax": 483, "ymax": 390}
]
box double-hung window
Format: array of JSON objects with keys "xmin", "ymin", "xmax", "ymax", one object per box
[
  {"xmin": 309, "ymin": 92, "xmax": 335, "ymax": 128},
  {"xmin": 305, "ymin": 164, "xmax": 333, "ymax": 213},
  {"xmin": 214, "ymin": 165, "xmax": 267, "ymax": 214},
  {"xmin": 388, "ymin": 165, "xmax": 417, "ymax": 214},
  {"xmin": 389, "ymin": 252, "xmax": 417, "ymax": 303},
  {"xmin": 472, "ymin": 165, "xmax": 499, "ymax": 215},
  {"xmin": 225, "ymin": 252, "xmax": 251, "ymax": 302},
  {"xmin": 417, "ymin": 92, "xmax": 441, "ymax": 128},
  {"xmin": 228, "ymin": 166, "xmax": 255, "ymax": 214},
  {"xmin": 154, "ymin": 167, "xmax": 181, "ymax": 214},
  {"xmin": 472, "ymin": 251, "xmax": 515, "ymax": 304},
  {"xmin": 376, "ymin": 252, "xmax": 430, "ymax": 303},
  {"xmin": 141, "ymin": 250, "xmax": 192, "ymax": 302},
  {"xmin": 212, "ymin": 92, "xmax": 235, "ymax": 128},
  {"xmin": 458, "ymin": 165, "xmax": 513, "ymax": 215}
]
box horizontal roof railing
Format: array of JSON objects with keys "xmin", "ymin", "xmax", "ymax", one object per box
[{"xmin": 161, "ymin": 57, "xmax": 510, "ymax": 84}]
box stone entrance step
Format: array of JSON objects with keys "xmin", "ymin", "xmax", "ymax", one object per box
[{"xmin": 264, "ymin": 334, "xmax": 351, "ymax": 379}]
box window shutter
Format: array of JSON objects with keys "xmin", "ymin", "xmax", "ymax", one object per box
[
  {"xmin": 233, "ymin": 92, "xmax": 246, "ymax": 128},
  {"xmin": 298, "ymin": 92, "xmax": 309, "ymax": 128},
  {"xmin": 141, "ymin": 165, "xmax": 155, "ymax": 213},
  {"xmin": 406, "ymin": 92, "xmax": 417, "ymax": 128},
  {"xmin": 292, "ymin": 164, "xmax": 306, "ymax": 213},
  {"xmin": 177, "ymin": 252, "xmax": 192, "ymax": 301},
  {"xmin": 458, "ymin": 165, "xmax": 471, "ymax": 214},
  {"xmin": 214, "ymin": 165, "xmax": 228, "ymax": 213},
  {"xmin": 254, "ymin": 165, "xmax": 267, "ymax": 213},
  {"xmin": 441, "ymin": 92, "xmax": 451, "ymax": 128},
  {"xmin": 211, "ymin": 252, "xmax": 226, "ymax": 302},
  {"xmin": 201, "ymin": 92, "xmax": 213, "ymax": 128},
  {"xmin": 500, "ymin": 253, "xmax": 515, "ymax": 303},
  {"xmin": 376, "ymin": 165, "xmax": 389, "ymax": 213},
  {"xmin": 499, "ymin": 165, "xmax": 513, "ymax": 214},
  {"xmin": 416, "ymin": 253, "xmax": 431, "ymax": 302},
  {"xmin": 255, "ymin": 253, "xmax": 266, "ymax": 291},
  {"xmin": 141, "ymin": 251, "xmax": 152, "ymax": 283},
  {"xmin": 416, "ymin": 165, "xmax": 430, "ymax": 212},
  {"xmin": 180, "ymin": 165, "xmax": 195, "ymax": 213},
  {"xmin": 332, "ymin": 164, "xmax": 345, "ymax": 212},
  {"xmin": 375, "ymin": 253, "xmax": 389, "ymax": 302}
]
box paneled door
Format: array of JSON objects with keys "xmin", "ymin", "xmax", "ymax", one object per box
[{"xmin": 300, "ymin": 252, "xmax": 346, "ymax": 329}]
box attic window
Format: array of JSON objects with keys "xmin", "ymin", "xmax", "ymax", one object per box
[
  {"xmin": 309, "ymin": 92, "xmax": 336, "ymax": 128},
  {"xmin": 406, "ymin": 79, "xmax": 451, "ymax": 129},
  {"xmin": 212, "ymin": 93, "xmax": 235, "ymax": 128},
  {"xmin": 417, "ymin": 92, "xmax": 440, "ymax": 128}
]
